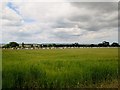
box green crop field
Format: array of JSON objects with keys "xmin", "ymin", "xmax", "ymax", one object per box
[{"xmin": 2, "ymin": 48, "xmax": 118, "ymax": 88}]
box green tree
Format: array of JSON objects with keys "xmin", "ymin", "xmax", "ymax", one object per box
[
  {"xmin": 9, "ymin": 42, "xmax": 19, "ymax": 48},
  {"xmin": 2, "ymin": 44, "xmax": 10, "ymax": 48}
]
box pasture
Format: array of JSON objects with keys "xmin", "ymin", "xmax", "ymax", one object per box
[{"xmin": 2, "ymin": 48, "xmax": 118, "ymax": 88}]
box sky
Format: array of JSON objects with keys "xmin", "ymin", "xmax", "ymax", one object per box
[{"xmin": 1, "ymin": 0, "xmax": 118, "ymax": 44}]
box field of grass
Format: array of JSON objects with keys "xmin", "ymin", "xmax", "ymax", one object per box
[{"xmin": 2, "ymin": 48, "xmax": 118, "ymax": 88}]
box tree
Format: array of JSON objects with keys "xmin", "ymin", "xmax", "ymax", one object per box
[
  {"xmin": 90, "ymin": 44, "xmax": 95, "ymax": 47},
  {"xmin": 74, "ymin": 43, "xmax": 79, "ymax": 47},
  {"xmin": 98, "ymin": 43, "xmax": 103, "ymax": 47},
  {"xmin": 2, "ymin": 44, "xmax": 10, "ymax": 48},
  {"xmin": 2, "ymin": 42, "xmax": 19, "ymax": 48},
  {"xmin": 52, "ymin": 44, "xmax": 56, "ymax": 47},
  {"xmin": 102, "ymin": 41, "xmax": 109, "ymax": 47},
  {"xmin": 111, "ymin": 42, "xmax": 119, "ymax": 47},
  {"xmin": 9, "ymin": 42, "xmax": 19, "ymax": 48}
]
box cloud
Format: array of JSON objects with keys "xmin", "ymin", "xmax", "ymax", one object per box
[
  {"xmin": 1, "ymin": 1, "xmax": 118, "ymax": 44},
  {"xmin": 71, "ymin": 2, "xmax": 118, "ymax": 13},
  {"xmin": 2, "ymin": 3, "xmax": 23, "ymax": 27}
]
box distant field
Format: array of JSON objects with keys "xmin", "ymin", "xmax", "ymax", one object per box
[{"xmin": 2, "ymin": 48, "xmax": 118, "ymax": 88}]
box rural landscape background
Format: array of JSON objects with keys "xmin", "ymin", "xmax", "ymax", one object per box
[{"xmin": 1, "ymin": 0, "xmax": 119, "ymax": 89}]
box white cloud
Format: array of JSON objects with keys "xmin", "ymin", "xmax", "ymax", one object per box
[
  {"xmin": 2, "ymin": 4, "xmax": 23, "ymax": 27},
  {"xmin": 54, "ymin": 25, "xmax": 85, "ymax": 35},
  {"xmin": 1, "ymin": 1, "xmax": 118, "ymax": 44}
]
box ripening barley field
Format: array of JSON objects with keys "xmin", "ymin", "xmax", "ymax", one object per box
[{"xmin": 2, "ymin": 48, "xmax": 118, "ymax": 88}]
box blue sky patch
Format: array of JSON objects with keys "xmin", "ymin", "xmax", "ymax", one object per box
[
  {"xmin": 7, "ymin": 2, "xmax": 20, "ymax": 15},
  {"xmin": 23, "ymin": 18, "xmax": 36, "ymax": 23}
]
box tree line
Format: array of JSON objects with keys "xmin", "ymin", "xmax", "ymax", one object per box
[{"xmin": 2, "ymin": 41, "xmax": 120, "ymax": 49}]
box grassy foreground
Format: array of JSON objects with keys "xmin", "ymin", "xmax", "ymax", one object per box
[{"xmin": 2, "ymin": 48, "xmax": 118, "ymax": 88}]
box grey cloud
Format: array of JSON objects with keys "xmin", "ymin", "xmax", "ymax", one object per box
[
  {"xmin": 53, "ymin": 33, "xmax": 79, "ymax": 40},
  {"xmin": 52, "ymin": 29, "xmax": 84, "ymax": 40},
  {"xmin": 52, "ymin": 19, "xmax": 76, "ymax": 28},
  {"xmin": 53, "ymin": 2, "xmax": 118, "ymax": 32},
  {"xmin": 69, "ymin": 2, "xmax": 118, "ymax": 31},
  {"xmin": 3, "ymin": 20, "xmax": 23, "ymax": 27},
  {"xmin": 78, "ymin": 21, "xmax": 117, "ymax": 31},
  {"xmin": 68, "ymin": 15, "xmax": 92, "ymax": 22},
  {"xmin": 2, "ymin": 15, "xmax": 23, "ymax": 27},
  {"xmin": 2, "ymin": 15, "xmax": 22, "ymax": 21},
  {"xmin": 71, "ymin": 2, "xmax": 118, "ymax": 13},
  {"xmin": 2, "ymin": 15, "xmax": 13, "ymax": 21},
  {"xmin": 2, "ymin": 2, "xmax": 118, "ymax": 43},
  {"xmin": 9, "ymin": 31, "xmax": 31, "ymax": 38}
]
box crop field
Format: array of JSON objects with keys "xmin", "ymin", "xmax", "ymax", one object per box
[{"xmin": 2, "ymin": 48, "xmax": 118, "ymax": 88}]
